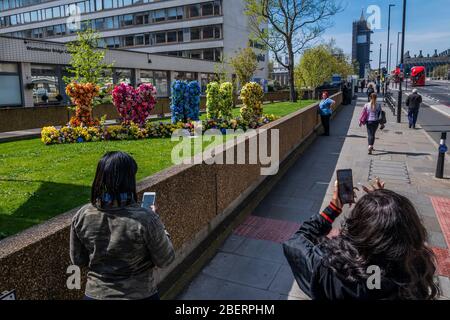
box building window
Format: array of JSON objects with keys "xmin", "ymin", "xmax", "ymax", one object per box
[
  {"xmin": 153, "ymin": 9, "xmax": 166, "ymax": 23},
  {"xmin": 191, "ymin": 28, "xmax": 201, "ymax": 41},
  {"xmin": 214, "ymin": 1, "xmax": 221, "ymax": 15},
  {"xmin": 203, "ymin": 49, "xmax": 214, "ymax": 61},
  {"xmin": 189, "ymin": 51, "xmax": 202, "ymax": 59},
  {"xmin": 174, "ymin": 71, "xmax": 197, "ymax": 81},
  {"xmin": 123, "ymin": 35, "xmax": 134, "ymax": 47},
  {"xmin": 202, "ymin": 26, "xmax": 214, "ymax": 39},
  {"xmin": 139, "ymin": 70, "xmax": 168, "ymax": 97},
  {"xmin": 167, "ymin": 31, "xmax": 177, "ymax": 43},
  {"xmin": 121, "ymin": 14, "xmax": 133, "ymax": 26},
  {"xmin": 155, "ymin": 32, "xmax": 166, "ymax": 44},
  {"xmin": 31, "ymin": 64, "xmax": 60, "ymax": 105},
  {"xmin": 135, "ymin": 34, "xmax": 144, "ymax": 46},
  {"xmin": 115, "ymin": 68, "xmax": 132, "ymax": 85},
  {"xmin": 0, "ymin": 63, "xmax": 22, "ymax": 107},
  {"xmin": 167, "ymin": 7, "xmax": 183, "ymax": 20},
  {"xmin": 202, "ymin": 3, "xmax": 213, "ymax": 16},
  {"xmin": 188, "ymin": 4, "xmax": 200, "ymax": 18}
]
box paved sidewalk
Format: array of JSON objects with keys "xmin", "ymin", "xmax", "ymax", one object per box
[{"xmin": 179, "ymin": 94, "xmax": 450, "ymax": 300}]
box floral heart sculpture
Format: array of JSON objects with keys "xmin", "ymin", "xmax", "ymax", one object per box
[
  {"xmin": 112, "ymin": 83, "xmax": 157, "ymax": 126},
  {"xmin": 66, "ymin": 82, "xmax": 100, "ymax": 127}
]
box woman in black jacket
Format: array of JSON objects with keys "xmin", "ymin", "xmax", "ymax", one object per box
[{"xmin": 283, "ymin": 179, "xmax": 439, "ymax": 300}]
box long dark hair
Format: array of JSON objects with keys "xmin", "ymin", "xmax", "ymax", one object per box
[
  {"xmin": 91, "ymin": 151, "xmax": 138, "ymax": 208},
  {"xmin": 321, "ymin": 189, "xmax": 439, "ymax": 299}
]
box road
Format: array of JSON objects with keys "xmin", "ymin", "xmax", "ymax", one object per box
[
  {"xmin": 401, "ymin": 80, "xmax": 450, "ymax": 149},
  {"xmin": 415, "ymin": 80, "xmax": 450, "ymax": 107}
]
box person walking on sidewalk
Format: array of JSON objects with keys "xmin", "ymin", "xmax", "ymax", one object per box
[
  {"xmin": 406, "ymin": 89, "xmax": 422, "ymax": 129},
  {"xmin": 360, "ymin": 79, "xmax": 366, "ymax": 92},
  {"xmin": 364, "ymin": 93, "xmax": 383, "ymax": 154},
  {"xmin": 70, "ymin": 151, "xmax": 175, "ymax": 300},
  {"xmin": 318, "ymin": 91, "xmax": 336, "ymax": 136},
  {"xmin": 366, "ymin": 83, "xmax": 375, "ymax": 102},
  {"xmin": 283, "ymin": 178, "xmax": 439, "ymax": 300}
]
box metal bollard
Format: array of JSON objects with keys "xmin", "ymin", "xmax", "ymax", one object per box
[{"xmin": 436, "ymin": 132, "xmax": 448, "ymax": 179}]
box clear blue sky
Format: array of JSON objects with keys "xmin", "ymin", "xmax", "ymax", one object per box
[{"xmin": 319, "ymin": 0, "xmax": 450, "ymax": 69}]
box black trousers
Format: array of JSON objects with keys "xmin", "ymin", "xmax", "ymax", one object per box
[
  {"xmin": 320, "ymin": 114, "xmax": 331, "ymax": 136},
  {"xmin": 366, "ymin": 121, "xmax": 379, "ymax": 146}
]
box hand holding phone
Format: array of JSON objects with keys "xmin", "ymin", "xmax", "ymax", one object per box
[
  {"xmin": 336, "ymin": 169, "xmax": 355, "ymax": 205},
  {"xmin": 141, "ymin": 192, "xmax": 156, "ymax": 209}
]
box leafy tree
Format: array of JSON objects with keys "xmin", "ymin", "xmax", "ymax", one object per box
[
  {"xmin": 63, "ymin": 26, "xmax": 113, "ymax": 85},
  {"xmin": 246, "ymin": 0, "xmax": 343, "ymax": 102},
  {"xmin": 295, "ymin": 44, "xmax": 353, "ymax": 89},
  {"xmin": 432, "ymin": 64, "xmax": 450, "ymax": 79},
  {"xmin": 229, "ymin": 47, "xmax": 258, "ymax": 87},
  {"xmin": 214, "ymin": 56, "xmax": 230, "ymax": 83}
]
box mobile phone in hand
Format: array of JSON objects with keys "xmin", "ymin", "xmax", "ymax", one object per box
[
  {"xmin": 337, "ymin": 169, "xmax": 354, "ymax": 204},
  {"xmin": 141, "ymin": 192, "xmax": 156, "ymax": 209}
]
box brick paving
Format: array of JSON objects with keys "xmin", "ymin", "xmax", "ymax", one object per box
[{"xmin": 179, "ymin": 93, "xmax": 450, "ymax": 300}]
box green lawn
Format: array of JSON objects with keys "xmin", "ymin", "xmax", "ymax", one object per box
[{"xmin": 0, "ymin": 100, "xmax": 316, "ymax": 238}]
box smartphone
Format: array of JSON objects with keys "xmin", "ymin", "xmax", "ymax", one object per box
[
  {"xmin": 337, "ymin": 169, "xmax": 354, "ymax": 204},
  {"xmin": 141, "ymin": 192, "xmax": 156, "ymax": 209}
]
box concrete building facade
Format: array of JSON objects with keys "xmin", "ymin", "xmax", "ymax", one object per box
[
  {"xmin": 0, "ymin": 35, "xmax": 218, "ymax": 107},
  {"xmin": 0, "ymin": 0, "xmax": 268, "ymax": 79},
  {"xmin": 0, "ymin": 0, "xmax": 269, "ymax": 108}
]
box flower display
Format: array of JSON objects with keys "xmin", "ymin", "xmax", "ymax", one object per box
[
  {"xmin": 185, "ymin": 81, "xmax": 201, "ymax": 121},
  {"xmin": 41, "ymin": 114, "xmax": 280, "ymax": 145},
  {"xmin": 65, "ymin": 82, "xmax": 100, "ymax": 127},
  {"xmin": 206, "ymin": 82, "xmax": 221, "ymax": 120},
  {"xmin": 219, "ymin": 82, "xmax": 234, "ymax": 120},
  {"xmin": 240, "ymin": 82, "xmax": 264, "ymax": 122},
  {"xmin": 112, "ymin": 83, "xmax": 157, "ymax": 126},
  {"xmin": 170, "ymin": 80, "xmax": 188, "ymax": 123}
]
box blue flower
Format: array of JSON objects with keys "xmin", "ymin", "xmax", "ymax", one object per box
[{"xmin": 77, "ymin": 137, "xmax": 84, "ymax": 143}]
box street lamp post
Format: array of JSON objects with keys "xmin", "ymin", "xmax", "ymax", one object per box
[
  {"xmin": 386, "ymin": 4, "xmax": 395, "ymax": 74},
  {"xmin": 397, "ymin": 0, "xmax": 407, "ymax": 123},
  {"xmin": 389, "ymin": 43, "xmax": 393, "ymax": 71},
  {"xmin": 379, "ymin": 44, "xmax": 382, "ymax": 76},
  {"xmin": 396, "ymin": 32, "xmax": 402, "ymax": 66}
]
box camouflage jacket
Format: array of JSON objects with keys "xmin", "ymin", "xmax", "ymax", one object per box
[{"xmin": 70, "ymin": 203, "xmax": 175, "ymax": 300}]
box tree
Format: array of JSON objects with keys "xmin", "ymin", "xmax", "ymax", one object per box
[
  {"xmin": 268, "ymin": 60, "xmax": 274, "ymax": 78},
  {"xmin": 246, "ymin": 0, "xmax": 343, "ymax": 102},
  {"xmin": 63, "ymin": 26, "xmax": 113, "ymax": 85},
  {"xmin": 214, "ymin": 56, "xmax": 230, "ymax": 83},
  {"xmin": 229, "ymin": 47, "xmax": 258, "ymax": 87},
  {"xmin": 295, "ymin": 44, "xmax": 353, "ymax": 89},
  {"xmin": 432, "ymin": 64, "xmax": 450, "ymax": 79}
]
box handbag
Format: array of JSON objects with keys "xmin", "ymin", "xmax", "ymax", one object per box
[
  {"xmin": 359, "ymin": 105, "xmax": 369, "ymax": 127},
  {"xmin": 377, "ymin": 105, "xmax": 386, "ymax": 124}
]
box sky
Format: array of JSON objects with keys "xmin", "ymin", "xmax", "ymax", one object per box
[{"xmin": 317, "ymin": 0, "xmax": 450, "ymax": 69}]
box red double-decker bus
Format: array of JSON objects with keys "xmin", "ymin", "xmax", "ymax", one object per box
[{"xmin": 411, "ymin": 66, "xmax": 426, "ymax": 86}]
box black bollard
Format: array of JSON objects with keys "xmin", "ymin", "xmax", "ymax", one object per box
[{"xmin": 436, "ymin": 132, "xmax": 448, "ymax": 179}]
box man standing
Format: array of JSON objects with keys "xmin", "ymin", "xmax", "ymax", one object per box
[
  {"xmin": 406, "ymin": 89, "xmax": 422, "ymax": 129},
  {"xmin": 360, "ymin": 79, "xmax": 366, "ymax": 93}
]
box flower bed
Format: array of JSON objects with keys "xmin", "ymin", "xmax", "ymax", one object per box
[{"xmin": 41, "ymin": 114, "xmax": 279, "ymax": 145}]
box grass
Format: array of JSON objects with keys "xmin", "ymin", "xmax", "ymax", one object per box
[{"xmin": 0, "ymin": 100, "xmax": 316, "ymax": 238}]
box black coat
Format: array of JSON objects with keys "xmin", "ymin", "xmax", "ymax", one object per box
[
  {"xmin": 282, "ymin": 206, "xmax": 399, "ymax": 300},
  {"xmin": 406, "ymin": 93, "xmax": 422, "ymax": 110}
]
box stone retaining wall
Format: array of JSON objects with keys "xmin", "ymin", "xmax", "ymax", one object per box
[{"xmin": 0, "ymin": 92, "xmax": 342, "ymax": 299}]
